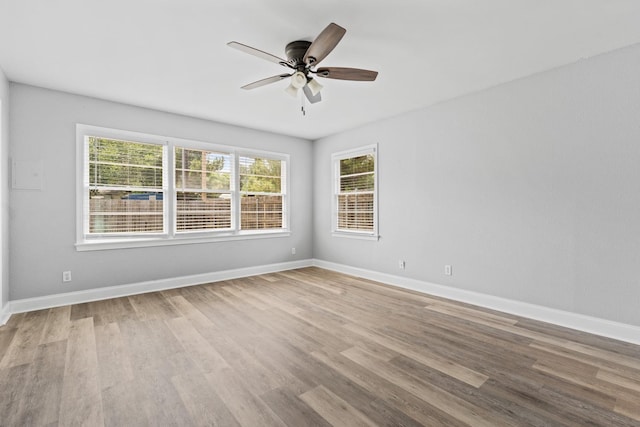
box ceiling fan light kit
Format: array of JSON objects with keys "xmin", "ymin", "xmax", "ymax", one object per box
[
  {"xmin": 228, "ymin": 22, "xmax": 378, "ymax": 108},
  {"xmin": 286, "ymin": 71, "xmax": 308, "ymax": 97},
  {"xmin": 284, "ymin": 83, "xmax": 300, "ymax": 98},
  {"xmin": 306, "ymin": 77, "xmax": 323, "ymax": 96}
]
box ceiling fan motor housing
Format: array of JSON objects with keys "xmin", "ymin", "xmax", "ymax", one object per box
[{"xmin": 285, "ymin": 41, "xmax": 312, "ymax": 70}]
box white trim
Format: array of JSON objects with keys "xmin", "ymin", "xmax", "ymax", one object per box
[
  {"xmin": 4, "ymin": 260, "xmax": 312, "ymax": 317},
  {"xmin": 331, "ymin": 144, "xmax": 378, "ymax": 237},
  {"xmin": 312, "ymin": 259, "xmax": 640, "ymax": 346},
  {"xmin": 76, "ymin": 124, "xmax": 291, "ymax": 250},
  {"xmin": 331, "ymin": 231, "xmax": 380, "ymax": 241},
  {"xmin": 5, "ymin": 258, "xmax": 638, "ymax": 346},
  {"xmin": 76, "ymin": 230, "xmax": 291, "ymax": 251},
  {"xmin": 237, "ymin": 151, "xmax": 290, "ymax": 232},
  {"xmin": 0, "ymin": 303, "xmax": 10, "ymax": 326},
  {"xmin": 331, "ymin": 144, "xmax": 378, "ymax": 159}
]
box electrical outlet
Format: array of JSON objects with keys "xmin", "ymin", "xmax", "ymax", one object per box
[
  {"xmin": 399, "ymin": 260, "xmax": 406, "ymax": 270},
  {"xmin": 444, "ymin": 265, "xmax": 452, "ymax": 276},
  {"xmin": 62, "ymin": 271, "xmax": 72, "ymax": 282},
  {"xmin": 291, "ymin": 247, "xmax": 296, "ymax": 255}
]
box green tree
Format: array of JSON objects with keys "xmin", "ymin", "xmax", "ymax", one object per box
[
  {"xmin": 89, "ymin": 137, "xmax": 163, "ymax": 188},
  {"xmin": 240, "ymin": 157, "xmax": 282, "ymax": 193},
  {"xmin": 339, "ymin": 154, "xmax": 374, "ymax": 192},
  {"xmin": 175, "ymin": 148, "xmax": 230, "ymax": 192}
]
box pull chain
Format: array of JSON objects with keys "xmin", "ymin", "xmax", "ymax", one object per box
[{"xmin": 300, "ymin": 91, "xmax": 306, "ymax": 116}]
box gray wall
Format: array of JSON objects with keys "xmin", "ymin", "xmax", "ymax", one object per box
[
  {"xmin": 0, "ymin": 68, "xmax": 9, "ymax": 310},
  {"xmin": 7, "ymin": 43, "xmax": 640, "ymax": 328},
  {"xmin": 9, "ymin": 84, "xmax": 313, "ymax": 300},
  {"xmin": 313, "ymin": 44, "xmax": 640, "ymax": 327}
]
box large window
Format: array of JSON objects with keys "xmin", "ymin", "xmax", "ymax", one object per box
[
  {"xmin": 332, "ymin": 144, "xmax": 378, "ymax": 239},
  {"xmin": 77, "ymin": 125, "xmax": 289, "ymax": 250}
]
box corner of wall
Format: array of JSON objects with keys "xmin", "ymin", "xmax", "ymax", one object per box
[
  {"xmin": 0, "ymin": 66, "xmax": 10, "ymax": 313},
  {"xmin": 0, "ymin": 302, "xmax": 10, "ymax": 326}
]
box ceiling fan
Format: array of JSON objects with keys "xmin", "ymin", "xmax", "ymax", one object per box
[{"xmin": 228, "ymin": 23, "xmax": 378, "ymax": 105}]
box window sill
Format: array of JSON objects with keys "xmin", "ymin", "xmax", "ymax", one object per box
[
  {"xmin": 76, "ymin": 230, "xmax": 291, "ymax": 251},
  {"xmin": 331, "ymin": 231, "xmax": 380, "ymax": 241}
]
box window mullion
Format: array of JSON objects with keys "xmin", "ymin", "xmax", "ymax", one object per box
[
  {"xmin": 232, "ymin": 153, "xmax": 240, "ymax": 232},
  {"xmin": 166, "ymin": 142, "xmax": 174, "ymax": 237}
]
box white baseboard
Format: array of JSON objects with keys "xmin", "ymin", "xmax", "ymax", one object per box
[
  {"xmin": 4, "ymin": 258, "xmax": 639, "ymax": 346},
  {"xmin": 312, "ymin": 259, "xmax": 640, "ymax": 346},
  {"xmin": 0, "ymin": 303, "xmax": 10, "ymax": 326},
  {"xmin": 2, "ymin": 259, "xmax": 313, "ymax": 323}
]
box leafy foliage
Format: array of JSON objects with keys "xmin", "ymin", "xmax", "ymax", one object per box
[
  {"xmin": 175, "ymin": 148, "xmax": 230, "ymax": 191},
  {"xmin": 340, "ymin": 154, "xmax": 374, "ymax": 192},
  {"xmin": 240, "ymin": 157, "xmax": 283, "ymax": 193},
  {"xmin": 89, "ymin": 137, "xmax": 163, "ymax": 188}
]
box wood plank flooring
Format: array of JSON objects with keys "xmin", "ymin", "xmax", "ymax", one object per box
[{"xmin": 1, "ymin": 267, "xmax": 639, "ymax": 426}]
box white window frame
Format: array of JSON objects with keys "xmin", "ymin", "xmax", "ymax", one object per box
[
  {"xmin": 76, "ymin": 124, "xmax": 290, "ymax": 251},
  {"xmin": 237, "ymin": 150, "xmax": 289, "ymax": 234},
  {"xmin": 331, "ymin": 144, "xmax": 379, "ymax": 240},
  {"xmin": 173, "ymin": 141, "xmax": 235, "ymax": 235}
]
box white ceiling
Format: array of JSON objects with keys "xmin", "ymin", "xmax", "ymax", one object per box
[{"xmin": 2, "ymin": 0, "xmax": 640, "ymax": 140}]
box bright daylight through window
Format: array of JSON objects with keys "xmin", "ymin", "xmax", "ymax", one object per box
[
  {"xmin": 77, "ymin": 125, "xmax": 288, "ymax": 250},
  {"xmin": 175, "ymin": 147, "xmax": 232, "ymax": 231},
  {"xmin": 332, "ymin": 144, "xmax": 378, "ymax": 239}
]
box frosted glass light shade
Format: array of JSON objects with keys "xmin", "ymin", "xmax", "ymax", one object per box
[
  {"xmin": 285, "ymin": 83, "xmax": 299, "ymax": 97},
  {"xmin": 306, "ymin": 78, "xmax": 323, "ymax": 96},
  {"xmin": 291, "ymin": 72, "xmax": 307, "ymax": 88},
  {"xmin": 285, "ymin": 71, "xmax": 307, "ymax": 97}
]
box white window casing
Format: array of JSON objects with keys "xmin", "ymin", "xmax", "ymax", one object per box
[
  {"xmin": 76, "ymin": 124, "xmax": 290, "ymax": 250},
  {"xmin": 331, "ymin": 144, "xmax": 379, "ymax": 240}
]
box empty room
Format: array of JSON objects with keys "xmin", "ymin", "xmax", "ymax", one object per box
[{"xmin": 1, "ymin": 1, "xmax": 640, "ymax": 426}]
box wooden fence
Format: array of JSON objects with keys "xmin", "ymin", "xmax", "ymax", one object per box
[
  {"xmin": 89, "ymin": 195, "xmax": 283, "ymax": 233},
  {"xmin": 337, "ymin": 193, "xmax": 374, "ymax": 231}
]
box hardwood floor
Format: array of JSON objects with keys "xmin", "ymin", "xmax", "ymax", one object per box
[{"xmin": 1, "ymin": 267, "xmax": 639, "ymax": 426}]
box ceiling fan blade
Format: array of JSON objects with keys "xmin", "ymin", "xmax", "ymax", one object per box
[
  {"xmin": 227, "ymin": 41, "xmax": 291, "ymax": 68},
  {"xmin": 303, "ymin": 23, "xmax": 346, "ymax": 66},
  {"xmin": 303, "ymin": 85, "xmax": 322, "ymax": 104},
  {"xmin": 241, "ymin": 74, "xmax": 292, "ymax": 90},
  {"xmin": 315, "ymin": 67, "xmax": 378, "ymax": 81}
]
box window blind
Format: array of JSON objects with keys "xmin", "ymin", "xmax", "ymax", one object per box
[
  {"xmin": 175, "ymin": 147, "xmax": 232, "ymax": 231},
  {"xmin": 78, "ymin": 124, "xmax": 290, "ymax": 248},
  {"xmin": 335, "ymin": 152, "xmax": 376, "ymax": 233},
  {"xmin": 87, "ymin": 137, "xmax": 164, "ymax": 234},
  {"xmin": 239, "ymin": 156, "xmax": 285, "ymax": 230}
]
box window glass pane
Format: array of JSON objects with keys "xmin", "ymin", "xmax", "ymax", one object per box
[
  {"xmin": 340, "ymin": 172, "xmax": 374, "ymax": 192},
  {"xmin": 239, "ymin": 156, "xmax": 285, "ymax": 230},
  {"xmin": 334, "ymin": 148, "xmax": 376, "ymax": 234},
  {"xmin": 337, "ymin": 193, "xmax": 374, "ymax": 231},
  {"xmin": 241, "ymin": 195, "xmax": 283, "ymax": 229},
  {"xmin": 340, "ymin": 154, "xmax": 374, "ymax": 176},
  {"xmin": 176, "ymin": 192, "xmax": 231, "ymax": 231},
  {"xmin": 89, "ymin": 189, "xmax": 163, "ymax": 233},
  {"xmin": 175, "ymin": 148, "xmax": 231, "ymax": 191},
  {"xmin": 239, "ymin": 157, "xmax": 282, "ymax": 193},
  {"xmin": 89, "ymin": 137, "xmax": 163, "ymax": 188}
]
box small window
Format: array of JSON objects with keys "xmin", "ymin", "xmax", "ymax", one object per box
[{"xmin": 332, "ymin": 145, "xmax": 378, "ymax": 239}]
